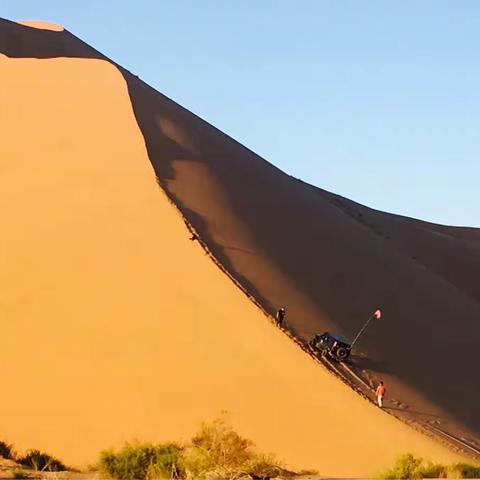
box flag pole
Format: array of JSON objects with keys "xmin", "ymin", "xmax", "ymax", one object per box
[{"xmin": 350, "ymin": 309, "xmax": 381, "ymax": 348}]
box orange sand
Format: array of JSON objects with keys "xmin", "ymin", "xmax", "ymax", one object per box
[
  {"xmin": 17, "ymin": 20, "xmax": 64, "ymax": 31},
  {"xmin": 0, "ymin": 18, "xmax": 475, "ymax": 476}
]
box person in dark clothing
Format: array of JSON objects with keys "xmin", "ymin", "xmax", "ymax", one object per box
[{"xmin": 276, "ymin": 307, "xmax": 286, "ymax": 326}]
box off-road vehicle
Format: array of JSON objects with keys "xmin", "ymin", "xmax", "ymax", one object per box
[{"xmin": 309, "ymin": 332, "xmax": 351, "ymax": 362}]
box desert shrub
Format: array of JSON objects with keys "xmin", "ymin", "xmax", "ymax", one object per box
[
  {"xmin": 98, "ymin": 442, "xmax": 184, "ymax": 480},
  {"xmin": 181, "ymin": 416, "xmax": 284, "ymax": 480},
  {"xmin": 181, "ymin": 416, "xmax": 254, "ymax": 479},
  {"xmin": 190, "ymin": 417, "xmax": 254, "ymax": 469},
  {"xmin": 420, "ymin": 462, "xmax": 448, "ymax": 478},
  {"xmin": 379, "ymin": 453, "xmax": 450, "ymax": 479},
  {"xmin": 379, "ymin": 453, "xmax": 480, "ymax": 479},
  {"xmin": 0, "ymin": 441, "xmax": 15, "ymax": 460},
  {"xmin": 98, "ymin": 416, "xmax": 286, "ymax": 480},
  {"xmin": 447, "ymin": 462, "xmax": 480, "ymax": 479},
  {"xmin": 244, "ymin": 453, "xmax": 285, "ymax": 479},
  {"xmin": 179, "ymin": 444, "xmax": 214, "ymax": 479},
  {"xmin": 17, "ymin": 449, "xmax": 66, "ymax": 472},
  {"xmin": 380, "ymin": 453, "xmax": 427, "ymax": 479}
]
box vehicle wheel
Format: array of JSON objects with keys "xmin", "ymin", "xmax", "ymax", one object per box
[{"xmin": 335, "ymin": 347, "xmax": 348, "ymax": 361}]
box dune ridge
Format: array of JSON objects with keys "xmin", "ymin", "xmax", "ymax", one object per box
[
  {"xmin": 1, "ymin": 17, "xmax": 479, "ymax": 475},
  {"xmin": 17, "ymin": 20, "xmax": 64, "ymax": 31}
]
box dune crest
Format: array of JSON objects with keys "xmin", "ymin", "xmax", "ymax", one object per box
[
  {"xmin": 1, "ymin": 17, "xmax": 478, "ymax": 476},
  {"xmin": 17, "ymin": 20, "xmax": 64, "ymax": 31}
]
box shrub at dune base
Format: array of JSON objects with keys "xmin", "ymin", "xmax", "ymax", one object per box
[
  {"xmin": 0, "ymin": 442, "xmax": 67, "ymax": 472},
  {"xmin": 380, "ymin": 453, "xmax": 480, "ymax": 479},
  {"xmin": 448, "ymin": 463, "xmax": 480, "ymax": 479},
  {"xmin": 0, "ymin": 441, "xmax": 15, "ymax": 461},
  {"xmin": 98, "ymin": 416, "xmax": 289, "ymax": 480},
  {"xmin": 181, "ymin": 416, "xmax": 256, "ymax": 478},
  {"xmin": 16, "ymin": 449, "xmax": 67, "ymax": 472},
  {"xmin": 99, "ymin": 442, "xmax": 184, "ymax": 480}
]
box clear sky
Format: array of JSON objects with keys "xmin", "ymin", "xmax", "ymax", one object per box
[{"xmin": 3, "ymin": 1, "xmax": 480, "ymax": 227}]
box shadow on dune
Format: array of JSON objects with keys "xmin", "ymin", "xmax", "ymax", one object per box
[
  {"xmin": 217, "ymin": 244, "xmax": 257, "ymax": 256},
  {"xmin": 2, "ymin": 17, "xmax": 480, "ymax": 443},
  {"xmin": 349, "ymin": 355, "xmax": 393, "ymax": 375},
  {"xmin": 387, "ymin": 407, "xmax": 444, "ymax": 421}
]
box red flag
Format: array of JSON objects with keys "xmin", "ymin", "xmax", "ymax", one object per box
[{"xmin": 374, "ymin": 309, "xmax": 382, "ymax": 320}]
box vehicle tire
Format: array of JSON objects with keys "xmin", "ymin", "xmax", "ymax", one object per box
[{"xmin": 335, "ymin": 347, "xmax": 349, "ymax": 361}]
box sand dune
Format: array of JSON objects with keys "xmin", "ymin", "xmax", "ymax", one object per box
[
  {"xmin": 17, "ymin": 20, "xmax": 64, "ymax": 31},
  {"xmin": 1, "ymin": 18, "xmax": 478, "ymax": 476}
]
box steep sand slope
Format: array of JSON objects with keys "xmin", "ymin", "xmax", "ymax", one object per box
[
  {"xmin": 313, "ymin": 189, "xmax": 480, "ymax": 303},
  {"xmin": 120, "ymin": 40, "xmax": 480, "ymax": 449},
  {"xmin": 0, "ymin": 18, "xmax": 475, "ymax": 474},
  {"xmin": 120, "ymin": 42, "xmax": 480, "ymax": 447}
]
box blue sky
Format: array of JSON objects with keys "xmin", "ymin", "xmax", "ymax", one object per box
[{"xmin": 3, "ymin": 1, "xmax": 480, "ymax": 227}]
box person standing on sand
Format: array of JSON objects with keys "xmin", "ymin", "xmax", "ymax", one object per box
[
  {"xmin": 276, "ymin": 307, "xmax": 286, "ymax": 327},
  {"xmin": 376, "ymin": 381, "xmax": 386, "ymax": 408}
]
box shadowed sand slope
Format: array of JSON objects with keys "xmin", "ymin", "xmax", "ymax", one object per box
[{"xmin": 0, "ymin": 18, "xmax": 478, "ymax": 475}]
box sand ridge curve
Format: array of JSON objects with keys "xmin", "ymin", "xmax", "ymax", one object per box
[{"xmin": 0, "ymin": 17, "xmax": 478, "ymax": 476}]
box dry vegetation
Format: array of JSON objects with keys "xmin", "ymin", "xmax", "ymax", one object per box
[
  {"xmin": 1, "ymin": 425, "xmax": 479, "ymax": 479},
  {"xmin": 379, "ymin": 453, "xmax": 480, "ymax": 479},
  {"xmin": 97, "ymin": 416, "xmax": 296, "ymax": 480},
  {"xmin": 0, "ymin": 441, "xmax": 67, "ymax": 472}
]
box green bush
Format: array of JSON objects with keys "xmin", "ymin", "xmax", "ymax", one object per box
[
  {"xmin": 172, "ymin": 416, "xmax": 255, "ymax": 479},
  {"xmin": 244, "ymin": 453, "xmax": 285, "ymax": 479},
  {"xmin": 181, "ymin": 416, "xmax": 284, "ymax": 480},
  {"xmin": 179, "ymin": 444, "xmax": 213, "ymax": 479},
  {"xmin": 190, "ymin": 416, "xmax": 254, "ymax": 470},
  {"xmin": 98, "ymin": 442, "xmax": 184, "ymax": 480},
  {"xmin": 380, "ymin": 453, "xmax": 425, "ymax": 479},
  {"xmin": 379, "ymin": 453, "xmax": 480, "ymax": 479},
  {"xmin": 448, "ymin": 462, "xmax": 480, "ymax": 479},
  {"xmin": 98, "ymin": 416, "xmax": 286, "ymax": 480},
  {"xmin": 17, "ymin": 449, "xmax": 67, "ymax": 472},
  {"xmin": 420, "ymin": 462, "xmax": 448, "ymax": 478}
]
